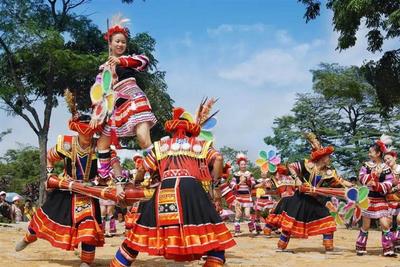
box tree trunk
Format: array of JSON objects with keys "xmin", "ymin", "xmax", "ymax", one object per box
[{"xmin": 38, "ymin": 132, "xmax": 48, "ymax": 205}]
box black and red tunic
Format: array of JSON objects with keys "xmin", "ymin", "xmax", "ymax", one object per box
[
  {"xmin": 29, "ymin": 135, "xmax": 104, "ymax": 250},
  {"xmin": 123, "ymin": 136, "xmax": 236, "ymax": 261},
  {"xmin": 267, "ymin": 159, "xmax": 343, "ymax": 238}
]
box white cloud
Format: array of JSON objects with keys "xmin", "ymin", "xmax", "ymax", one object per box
[
  {"xmin": 218, "ymin": 48, "xmax": 310, "ymax": 87},
  {"xmin": 167, "ymin": 31, "xmax": 193, "ymax": 48},
  {"xmin": 207, "ymin": 23, "xmax": 268, "ymax": 36},
  {"xmin": 275, "ymin": 30, "xmax": 293, "ymax": 45}
]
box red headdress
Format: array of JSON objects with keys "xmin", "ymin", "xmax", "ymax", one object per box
[
  {"xmin": 65, "ymin": 89, "xmax": 100, "ymax": 136},
  {"xmin": 236, "ymin": 153, "xmax": 247, "ymax": 165},
  {"xmin": 165, "ymin": 97, "xmax": 218, "ymax": 139},
  {"xmin": 375, "ymin": 134, "xmax": 392, "ymax": 154},
  {"xmin": 276, "ymin": 164, "xmax": 288, "ymax": 175},
  {"xmin": 104, "ymin": 14, "xmax": 130, "ymax": 41},
  {"xmin": 305, "ymin": 132, "xmax": 334, "ymax": 162}
]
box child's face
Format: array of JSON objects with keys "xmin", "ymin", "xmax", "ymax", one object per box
[
  {"xmin": 369, "ymin": 147, "xmax": 381, "ymax": 161},
  {"xmin": 110, "ymin": 33, "xmax": 127, "ymax": 56},
  {"xmin": 239, "ymin": 161, "xmax": 247, "ymax": 171},
  {"xmin": 384, "ymin": 154, "xmax": 396, "ymax": 167}
]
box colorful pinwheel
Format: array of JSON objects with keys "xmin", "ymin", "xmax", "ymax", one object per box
[
  {"xmin": 326, "ymin": 197, "xmax": 346, "ymax": 225},
  {"xmin": 342, "ymin": 186, "xmax": 369, "ymax": 225},
  {"xmin": 90, "ymin": 66, "xmax": 115, "ymax": 124},
  {"xmin": 255, "ymin": 149, "xmax": 281, "ymax": 173}
]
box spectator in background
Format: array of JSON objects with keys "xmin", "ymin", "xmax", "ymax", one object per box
[
  {"xmin": 23, "ymin": 198, "xmax": 36, "ymax": 221},
  {"xmin": 11, "ymin": 195, "xmax": 23, "ymax": 223},
  {"xmin": 0, "ymin": 191, "xmax": 11, "ymax": 222}
]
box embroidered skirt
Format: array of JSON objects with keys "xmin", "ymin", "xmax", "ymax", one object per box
[
  {"xmin": 102, "ymin": 78, "xmax": 157, "ymax": 137},
  {"xmin": 29, "ymin": 190, "xmax": 104, "ymax": 250},
  {"xmin": 266, "ymin": 191, "xmax": 336, "ymax": 238},
  {"xmin": 123, "ymin": 176, "xmax": 236, "ymax": 261}
]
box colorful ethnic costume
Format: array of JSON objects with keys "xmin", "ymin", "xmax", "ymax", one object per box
[
  {"xmin": 110, "ymin": 104, "xmax": 236, "ymax": 267},
  {"xmin": 213, "ymin": 163, "xmax": 236, "ymax": 221},
  {"xmin": 16, "ymin": 114, "xmax": 108, "ymax": 266},
  {"xmin": 263, "ymin": 165, "xmax": 295, "ymax": 236},
  {"xmin": 385, "ymin": 150, "xmax": 400, "ymax": 250},
  {"xmin": 266, "ymin": 134, "xmax": 346, "ymax": 252},
  {"xmin": 356, "ymin": 161, "xmax": 394, "ymax": 255},
  {"xmin": 230, "ymin": 154, "xmax": 256, "ymax": 236},
  {"xmin": 387, "ymin": 164, "xmax": 400, "ymax": 217},
  {"xmin": 253, "ymin": 177, "xmax": 275, "ymax": 234},
  {"xmin": 94, "ymin": 18, "xmax": 157, "ymax": 180}
]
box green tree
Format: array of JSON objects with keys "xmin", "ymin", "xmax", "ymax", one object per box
[
  {"xmin": 265, "ymin": 93, "xmax": 341, "ymax": 163},
  {"xmin": 0, "ymin": 146, "xmax": 40, "ymax": 194},
  {"xmin": 265, "ymin": 64, "xmax": 399, "ymax": 175},
  {"xmin": 298, "ymin": 0, "xmax": 400, "ymax": 109},
  {"xmin": 0, "ymin": 144, "xmax": 63, "ymax": 201},
  {"xmin": 362, "ymin": 49, "xmax": 400, "ymax": 109},
  {"xmin": 299, "ymin": 0, "xmax": 400, "ymax": 52},
  {"xmin": 0, "ymin": 0, "xmax": 173, "ymax": 203}
]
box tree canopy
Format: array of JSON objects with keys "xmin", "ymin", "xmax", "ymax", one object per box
[
  {"xmin": 298, "ymin": 0, "xmax": 400, "ymax": 109},
  {"xmin": 0, "ymin": 0, "xmax": 173, "ymax": 203},
  {"xmin": 265, "ymin": 63, "xmax": 400, "ymax": 175}
]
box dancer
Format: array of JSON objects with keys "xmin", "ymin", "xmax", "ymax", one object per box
[
  {"xmin": 384, "ymin": 149, "xmax": 400, "ymax": 251},
  {"xmin": 355, "ymin": 135, "xmax": 395, "ymax": 256},
  {"xmin": 15, "ymin": 93, "xmax": 116, "ymax": 267},
  {"xmin": 266, "ymin": 133, "xmax": 352, "ymax": 252},
  {"xmin": 109, "ymin": 101, "xmax": 236, "ymax": 267},
  {"xmin": 230, "ymin": 153, "xmax": 256, "ymax": 236},
  {"xmin": 263, "ymin": 164, "xmax": 295, "ymax": 236},
  {"xmin": 91, "ymin": 15, "xmax": 157, "ymax": 181},
  {"xmin": 214, "ymin": 162, "xmax": 236, "ymax": 220},
  {"xmin": 253, "ymin": 172, "xmax": 275, "ymax": 234}
]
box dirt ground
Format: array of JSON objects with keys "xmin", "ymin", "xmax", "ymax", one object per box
[{"xmin": 2, "ymin": 222, "xmax": 400, "ymax": 267}]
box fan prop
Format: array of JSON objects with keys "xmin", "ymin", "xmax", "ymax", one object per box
[
  {"xmin": 341, "ymin": 186, "xmax": 369, "ymax": 225},
  {"xmin": 255, "ymin": 149, "xmax": 281, "ymax": 173},
  {"xmin": 326, "ymin": 198, "xmax": 346, "ymax": 225},
  {"xmin": 90, "ymin": 66, "xmax": 116, "ymax": 125},
  {"xmin": 302, "ymin": 185, "xmax": 369, "ymax": 225},
  {"xmin": 46, "ymin": 175, "xmax": 150, "ymax": 205}
]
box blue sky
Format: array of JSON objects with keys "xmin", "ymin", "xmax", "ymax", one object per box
[{"xmin": 0, "ymin": 0, "xmax": 397, "ymax": 161}]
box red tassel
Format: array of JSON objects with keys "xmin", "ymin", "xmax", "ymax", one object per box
[{"xmin": 111, "ymin": 128, "xmax": 121, "ymax": 149}]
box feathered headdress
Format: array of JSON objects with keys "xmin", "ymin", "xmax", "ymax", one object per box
[
  {"xmin": 375, "ymin": 134, "xmax": 393, "ymax": 154},
  {"xmin": 104, "ymin": 14, "xmax": 130, "ymax": 41},
  {"xmin": 305, "ymin": 132, "xmax": 334, "ymax": 162},
  {"xmin": 64, "ymin": 89, "xmax": 77, "ymax": 116},
  {"xmin": 64, "ymin": 89, "xmax": 98, "ymax": 136},
  {"xmin": 304, "ymin": 132, "xmax": 321, "ymax": 151},
  {"xmin": 236, "ymin": 153, "xmax": 247, "ymax": 165},
  {"xmin": 165, "ymin": 97, "xmax": 219, "ymax": 140}
]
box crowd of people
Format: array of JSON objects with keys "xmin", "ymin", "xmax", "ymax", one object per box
[
  {"xmin": 0, "ymin": 191, "xmax": 36, "ymax": 223},
  {"xmin": 5, "ymin": 13, "xmax": 400, "ymax": 267}
]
